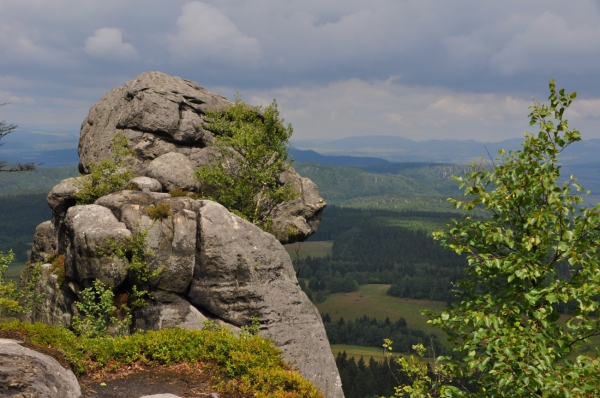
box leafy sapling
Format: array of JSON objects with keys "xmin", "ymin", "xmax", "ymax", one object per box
[
  {"xmin": 195, "ymin": 93, "xmax": 297, "ymax": 230},
  {"xmin": 74, "ymin": 131, "xmax": 135, "ymax": 204},
  {"xmin": 388, "ymin": 80, "xmax": 600, "ymax": 397}
]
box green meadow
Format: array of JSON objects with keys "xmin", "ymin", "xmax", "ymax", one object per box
[{"xmin": 315, "ymin": 284, "xmax": 448, "ymax": 341}]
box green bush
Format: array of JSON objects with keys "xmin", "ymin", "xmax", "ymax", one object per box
[
  {"xmin": 0, "ymin": 320, "xmax": 323, "ymax": 397},
  {"xmin": 71, "ymin": 279, "xmax": 130, "ymax": 338},
  {"xmin": 196, "ymin": 94, "xmax": 297, "ymax": 230},
  {"xmin": 146, "ymin": 202, "xmax": 172, "ymax": 220},
  {"xmin": 0, "ymin": 250, "xmax": 43, "ymax": 315},
  {"xmin": 74, "ymin": 132, "xmax": 135, "ymax": 204}
]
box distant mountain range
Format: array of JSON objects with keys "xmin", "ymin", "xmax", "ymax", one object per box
[
  {"xmin": 292, "ymin": 135, "xmax": 600, "ymax": 165},
  {"xmin": 2, "ymin": 131, "xmax": 600, "ymax": 168}
]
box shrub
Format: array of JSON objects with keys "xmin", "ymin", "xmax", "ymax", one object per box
[
  {"xmin": 71, "ymin": 279, "xmax": 130, "ymax": 338},
  {"xmin": 0, "ymin": 250, "xmax": 43, "ymax": 315},
  {"xmin": 0, "ymin": 320, "xmax": 324, "ymax": 397},
  {"xmin": 49, "ymin": 254, "xmax": 65, "ymax": 286},
  {"xmin": 74, "ymin": 132, "xmax": 135, "ymax": 204},
  {"xmin": 146, "ymin": 202, "xmax": 172, "ymax": 220},
  {"xmin": 195, "ymin": 93, "xmax": 297, "ymax": 230}
]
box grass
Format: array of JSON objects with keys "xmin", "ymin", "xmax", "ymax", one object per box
[
  {"xmin": 284, "ymin": 241, "xmax": 333, "ymax": 260},
  {"xmin": 330, "ymin": 344, "xmax": 396, "ymax": 362},
  {"xmin": 315, "ymin": 284, "xmax": 448, "ymax": 342}
]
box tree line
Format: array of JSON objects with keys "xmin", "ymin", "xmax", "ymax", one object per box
[{"xmin": 322, "ymin": 313, "xmax": 445, "ymax": 355}]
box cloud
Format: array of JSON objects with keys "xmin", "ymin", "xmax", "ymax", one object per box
[
  {"xmin": 168, "ymin": 1, "xmax": 261, "ymax": 66},
  {"xmin": 490, "ymin": 11, "xmax": 600, "ymax": 75},
  {"xmin": 241, "ymin": 78, "xmax": 544, "ymax": 142},
  {"xmin": 85, "ymin": 28, "xmax": 139, "ymax": 61}
]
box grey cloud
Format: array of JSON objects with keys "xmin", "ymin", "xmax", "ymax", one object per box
[
  {"xmin": 1, "ymin": 0, "xmax": 600, "ymax": 142},
  {"xmin": 168, "ymin": 2, "xmax": 261, "ymax": 66}
]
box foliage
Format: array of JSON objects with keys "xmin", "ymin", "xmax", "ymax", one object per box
[
  {"xmin": 195, "ymin": 94, "xmax": 297, "ymax": 229},
  {"xmin": 335, "ymin": 351, "xmax": 407, "ymax": 398},
  {"xmin": 240, "ymin": 316, "xmax": 261, "ymax": 337},
  {"xmin": 103, "ymin": 227, "xmax": 161, "ymax": 287},
  {"xmin": 0, "ymin": 320, "xmax": 323, "ymax": 397},
  {"xmin": 71, "ymin": 279, "xmax": 130, "ymax": 338},
  {"xmin": 0, "ymin": 250, "xmax": 43, "ymax": 315},
  {"xmin": 322, "ymin": 314, "xmax": 444, "ymax": 355},
  {"xmin": 168, "ymin": 188, "xmax": 202, "ymax": 199},
  {"xmin": 49, "ymin": 254, "xmax": 65, "ymax": 286},
  {"xmin": 146, "ymin": 202, "xmax": 172, "ymax": 220},
  {"xmin": 74, "ymin": 132, "xmax": 135, "ymax": 204},
  {"xmin": 392, "ymin": 81, "xmax": 600, "ymax": 397}
]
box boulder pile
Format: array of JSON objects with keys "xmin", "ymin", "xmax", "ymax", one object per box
[{"xmin": 20, "ymin": 72, "xmax": 343, "ymax": 398}]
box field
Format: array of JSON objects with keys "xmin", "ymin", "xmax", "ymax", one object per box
[
  {"xmin": 6, "ymin": 263, "xmax": 25, "ymax": 282},
  {"xmin": 284, "ymin": 240, "xmax": 333, "ymax": 260},
  {"xmin": 330, "ymin": 344, "xmax": 399, "ymax": 362},
  {"xmin": 315, "ymin": 284, "xmax": 447, "ymax": 339}
]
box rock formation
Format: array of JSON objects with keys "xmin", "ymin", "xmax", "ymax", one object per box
[
  {"xmin": 0, "ymin": 338, "xmax": 82, "ymax": 398},
  {"xmin": 78, "ymin": 70, "xmax": 324, "ymax": 243},
  {"xmin": 21, "ymin": 72, "xmax": 344, "ymax": 398}
]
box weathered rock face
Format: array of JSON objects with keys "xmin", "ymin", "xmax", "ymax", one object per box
[
  {"xmin": 0, "ymin": 339, "xmax": 82, "ymax": 398},
  {"xmin": 24, "ymin": 71, "xmax": 343, "ymax": 397},
  {"xmin": 77, "ymin": 70, "xmax": 325, "ymax": 244},
  {"xmin": 27, "ymin": 190, "xmax": 344, "ymax": 398}
]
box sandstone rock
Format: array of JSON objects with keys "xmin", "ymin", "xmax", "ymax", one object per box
[
  {"xmin": 46, "ymin": 177, "xmax": 81, "ymax": 222},
  {"xmin": 188, "ymin": 200, "xmax": 343, "ymax": 398},
  {"xmin": 130, "ymin": 176, "xmax": 162, "ymax": 192},
  {"xmin": 146, "ymin": 152, "xmax": 198, "ymax": 192},
  {"xmin": 63, "ymin": 205, "xmax": 131, "ymax": 288},
  {"xmin": 20, "ymin": 263, "xmax": 75, "ymax": 327},
  {"xmin": 269, "ymin": 167, "xmax": 326, "ymax": 243},
  {"xmin": 133, "ymin": 291, "xmax": 207, "ymax": 331},
  {"xmin": 96, "ymin": 191, "xmax": 199, "ymax": 293},
  {"xmin": 0, "ymin": 339, "xmax": 82, "ymax": 398},
  {"xmin": 79, "ymin": 71, "xmax": 231, "ymax": 175},
  {"xmin": 30, "ymin": 221, "xmax": 57, "ymax": 264},
  {"xmin": 77, "ymin": 71, "xmax": 324, "ymax": 243}
]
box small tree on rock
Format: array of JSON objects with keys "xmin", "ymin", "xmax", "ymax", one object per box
[{"xmin": 195, "ymin": 94, "xmax": 297, "ymax": 230}]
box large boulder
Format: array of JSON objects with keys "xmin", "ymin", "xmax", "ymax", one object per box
[
  {"xmin": 20, "ymin": 263, "xmax": 76, "ymax": 327},
  {"xmin": 77, "ymin": 71, "xmax": 325, "ymax": 244},
  {"xmin": 63, "ymin": 205, "xmax": 131, "ymax": 288},
  {"xmin": 78, "ymin": 71, "xmax": 231, "ymax": 174},
  {"xmin": 27, "ymin": 191, "xmax": 344, "ymax": 397},
  {"xmin": 0, "ymin": 339, "xmax": 82, "ymax": 398},
  {"xmin": 189, "ymin": 201, "xmax": 343, "ymax": 397},
  {"xmin": 30, "ymin": 221, "xmax": 57, "ymax": 264}
]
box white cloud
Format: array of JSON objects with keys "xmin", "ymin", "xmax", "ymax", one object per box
[
  {"xmin": 242, "ymin": 78, "xmax": 546, "ymax": 142},
  {"xmin": 168, "ymin": 1, "xmax": 261, "ymax": 65},
  {"xmin": 85, "ymin": 28, "xmax": 139, "ymax": 61}
]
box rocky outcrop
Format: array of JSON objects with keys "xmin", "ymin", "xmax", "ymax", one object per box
[
  {"xmin": 0, "ymin": 339, "xmax": 82, "ymax": 398},
  {"xmin": 26, "ymin": 190, "xmax": 343, "ymax": 398},
  {"xmin": 77, "ymin": 71, "xmax": 325, "ymax": 243},
  {"xmin": 23, "ymin": 71, "xmax": 342, "ymax": 397}
]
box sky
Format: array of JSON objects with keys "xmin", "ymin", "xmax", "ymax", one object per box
[{"xmin": 1, "ymin": 0, "xmax": 600, "ymax": 144}]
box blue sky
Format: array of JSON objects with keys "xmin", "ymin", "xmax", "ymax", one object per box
[{"xmin": 1, "ymin": 0, "xmax": 600, "ymax": 143}]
